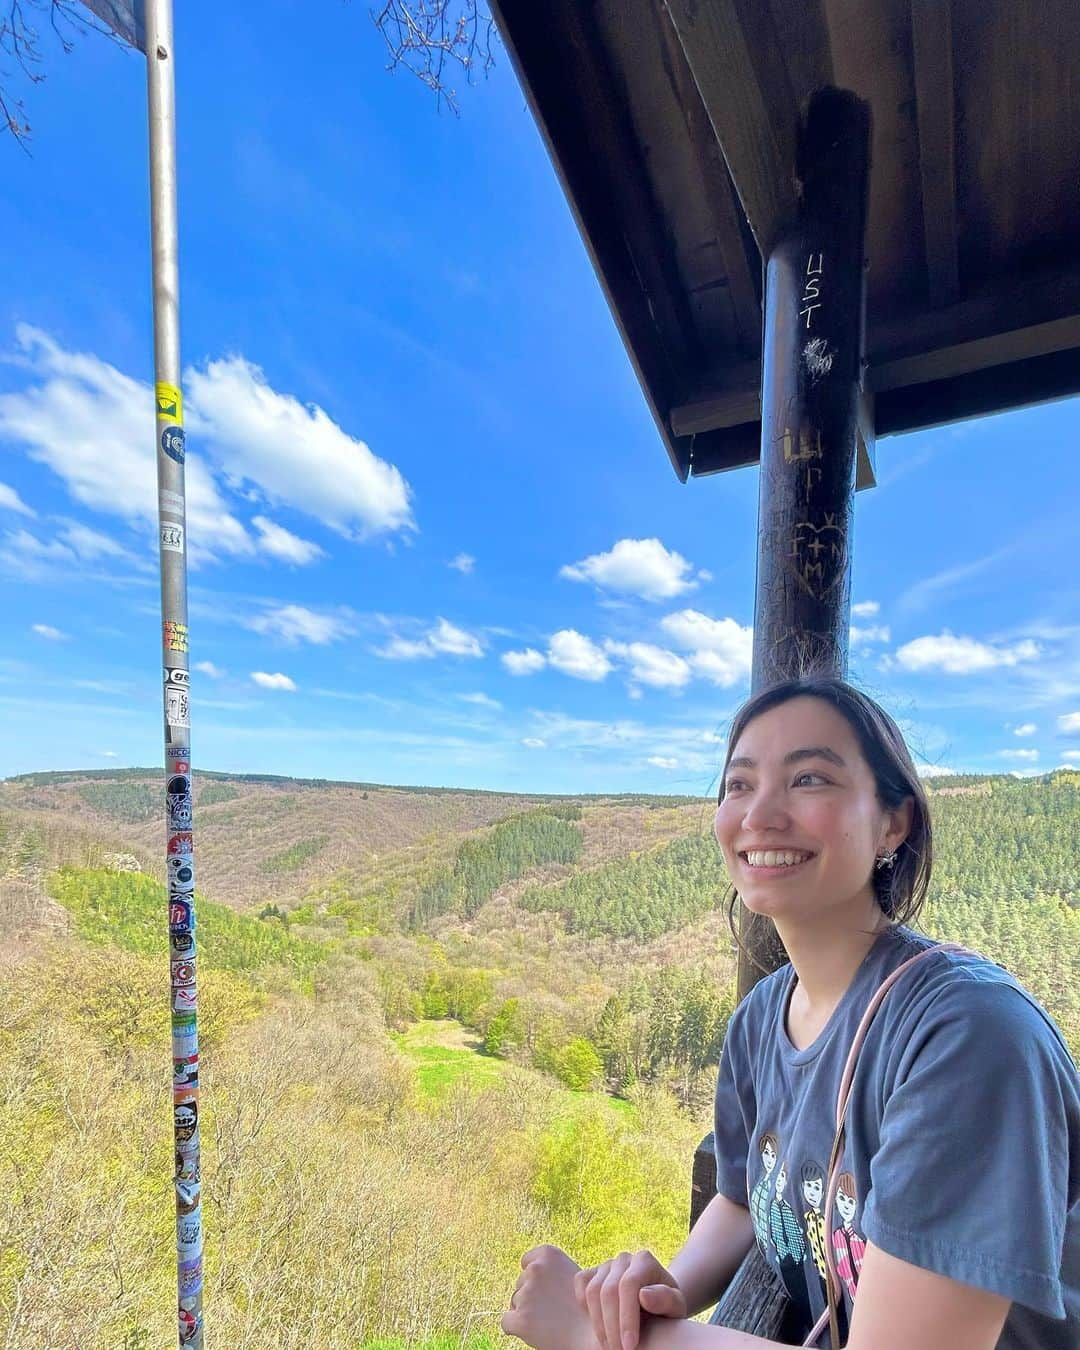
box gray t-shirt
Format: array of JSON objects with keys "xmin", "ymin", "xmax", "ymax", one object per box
[{"xmin": 713, "ymin": 924, "xmax": 1079, "ymax": 1348}]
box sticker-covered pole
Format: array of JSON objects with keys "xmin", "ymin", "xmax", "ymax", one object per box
[{"xmin": 145, "ymin": 1, "xmax": 202, "ymax": 1344}]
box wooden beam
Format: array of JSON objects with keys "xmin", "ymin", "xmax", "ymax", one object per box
[
  {"xmin": 910, "ymin": 0, "xmax": 960, "ymax": 304},
  {"xmin": 665, "ymin": 0, "xmax": 799, "ymax": 256}
]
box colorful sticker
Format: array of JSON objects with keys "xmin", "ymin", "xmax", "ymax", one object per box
[
  {"xmin": 174, "ymin": 1053, "xmax": 199, "ymax": 1089},
  {"xmin": 179, "ymin": 1268, "xmax": 203, "ymax": 1303},
  {"xmin": 161, "ymin": 424, "xmax": 186, "ymax": 465},
  {"xmin": 161, "ymin": 522, "xmax": 184, "ymax": 554},
  {"xmin": 174, "ymin": 1100, "xmax": 198, "ymax": 1143},
  {"xmin": 168, "ymin": 832, "xmax": 193, "ymax": 856},
  {"xmin": 171, "ymin": 930, "xmax": 195, "ymax": 957},
  {"xmin": 176, "ymin": 1178, "xmax": 200, "ymax": 1215},
  {"xmin": 172, "ymin": 985, "xmax": 197, "ymax": 1013},
  {"xmin": 171, "ymin": 959, "xmax": 196, "ymax": 988},
  {"xmin": 164, "ymin": 621, "xmax": 189, "ymax": 654},
  {"xmin": 168, "ymin": 854, "xmax": 195, "ymax": 889},
  {"xmin": 176, "ymin": 1149, "xmax": 200, "ymax": 1183},
  {"xmin": 169, "ymin": 899, "xmax": 194, "ymax": 932},
  {"xmin": 166, "ymin": 685, "xmax": 190, "ymax": 731},
  {"xmin": 177, "ymin": 1207, "xmax": 202, "ymax": 1257},
  {"xmin": 156, "ymin": 382, "xmax": 183, "ymax": 422},
  {"xmin": 178, "ymin": 1302, "xmax": 202, "ymax": 1345}
]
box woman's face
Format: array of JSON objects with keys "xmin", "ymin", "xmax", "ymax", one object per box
[{"xmin": 714, "ymin": 696, "xmax": 905, "ymax": 926}]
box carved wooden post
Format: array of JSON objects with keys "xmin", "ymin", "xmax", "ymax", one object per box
[{"xmin": 693, "ymin": 88, "xmax": 872, "ymax": 1333}]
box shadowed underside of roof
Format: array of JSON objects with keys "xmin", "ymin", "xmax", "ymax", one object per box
[{"xmin": 492, "ymin": 0, "xmax": 1080, "ymax": 480}]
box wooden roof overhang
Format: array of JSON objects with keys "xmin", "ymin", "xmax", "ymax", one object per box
[{"xmin": 491, "ymin": 0, "xmax": 1080, "ymax": 483}]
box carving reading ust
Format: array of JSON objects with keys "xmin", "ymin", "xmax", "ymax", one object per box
[{"xmin": 799, "ymin": 252, "xmax": 824, "ymax": 329}]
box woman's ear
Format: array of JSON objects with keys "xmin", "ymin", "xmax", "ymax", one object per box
[
  {"xmin": 883, "ymin": 796, "xmax": 914, "ymax": 853},
  {"xmin": 713, "ymin": 805, "xmax": 724, "ymax": 845}
]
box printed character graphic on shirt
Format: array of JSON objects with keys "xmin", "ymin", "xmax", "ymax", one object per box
[
  {"xmin": 831, "ymin": 1171, "xmax": 867, "ymax": 1303},
  {"xmin": 801, "ymin": 1160, "xmax": 829, "ymax": 1295},
  {"xmin": 769, "ymin": 1160, "xmax": 812, "ymax": 1326},
  {"xmin": 749, "ymin": 1133, "xmax": 779, "ymax": 1252}
]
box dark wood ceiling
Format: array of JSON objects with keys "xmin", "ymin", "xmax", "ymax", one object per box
[{"xmin": 491, "ymin": 0, "xmax": 1080, "ymax": 481}]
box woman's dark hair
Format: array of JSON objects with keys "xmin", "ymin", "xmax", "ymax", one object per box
[{"xmin": 718, "ymin": 676, "xmax": 933, "ymax": 964}]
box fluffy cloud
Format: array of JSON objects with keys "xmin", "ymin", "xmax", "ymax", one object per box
[
  {"xmin": 448, "ymin": 552, "xmax": 475, "ymax": 574},
  {"xmin": 1013, "ymin": 723, "xmax": 1037, "ymax": 737},
  {"xmin": 0, "ymin": 481, "xmax": 34, "ymax": 516},
  {"xmin": 186, "ymin": 355, "xmax": 413, "ymax": 539},
  {"xmin": 560, "ymin": 537, "xmax": 704, "ymax": 601},
  {"xmin": 851, "ymin": 600, "xmax": 879, "ymax": 618},
  {"xmin": 0, "ymin": 328, "xmax": 413, "ymax": 565},
  {"xmin": 459, "ymin": 692, "xmax": 502, "ymax": 710},
  {"xmin": 646, "ymin": 755, "xmax": 678, "ymax": 769},
  {"xmin": 604, "ymin": 640, "xmax": 691, "ymax": 690},
  {"xmin": 916, "ymin": 763, "xmax": 958, "ymax": 777},
  {"xmin": 1062, "ymin": 750, "xmax": 1080, "ymax": 762},
  {"xmin": 502, "ymin": 647, "xmax": 546, "ymax": 676},
  {"xmin": 248, "ymin": 604, "xmax": 354, "ymax": 645},
  {"xmin": 999, "ymin": 748, "xmax": 1039, "ymax": 761},
  {"xmin": 378, "ymin": 617, "xmax": 483, "ymax": 661},
  {"xmin": 547, "ymin": 629, "xmax": 612, "ymax": 681},
  {"xmin": 521, "ymin": 738, "xmax": 546, "ymax": 749},
  {"xmin": 31, "ymin": 622, "xmax": 66, "ymax": 640},
  {"xmin": 1058, "ymin": 712, "xmax": 1080, "ymax": 735},
  {"xmin": 895, "ymin": 631, "xmax": 1039, "ymax": 675},
  {"xmin": 660, "ymin": 610, "xmax": 753, "ymax": 686},
  {"xmin": 251, "ymin": 516, "xmax": 325, "ymax": 565},
  {"xmin": 850, "ymin": 624, "xmax": 891, "ymax": 645},
  {"xmin": 251, "ymin": 671, "xmax": 297, "ymax": 691},
  {"xmin": 195, "ymin": 660, "xmax": 225, "ymax": 678},
  {"xmin": 0, "ymin": 326, "xmax": 252, "ymax": 562}
]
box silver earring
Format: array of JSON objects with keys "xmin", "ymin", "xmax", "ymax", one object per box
[{"xmin": 875, "ymin": 850, "xmax": 898, "ymax": 871}]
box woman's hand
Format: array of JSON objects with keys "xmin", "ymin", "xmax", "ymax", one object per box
[
  {"xmin": 574, "ymin": 1249, "xmax": 688, "ymax": 1350},
  {"xmin": 501, "ymin": 1244, "xmax": 596, "ymax": 1350}
]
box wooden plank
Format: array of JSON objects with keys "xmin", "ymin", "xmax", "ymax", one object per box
[
  {"xmin": 910, "ymin": 0, "xmax": 959, "ymax": 304},
  {"xmin": 650, "ymin": 3, "xmax": 762, "ymax": 350},
  {"xmin": 665, "ymin": 0, "xmax": 799, "ymax": 256}
]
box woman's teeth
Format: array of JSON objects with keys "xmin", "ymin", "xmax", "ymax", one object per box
[{"xmin": 743, "ymin": 849, "xmax": 813, "ymax": 868}]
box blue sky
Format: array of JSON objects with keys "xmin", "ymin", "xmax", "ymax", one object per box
[{"xmin": 1, "ymin": 2, "xmax": 1078, "ymax": 795}]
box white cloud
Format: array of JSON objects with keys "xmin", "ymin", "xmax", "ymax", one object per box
[
  {"xmin": 916, "ymin": 763, "xmax": 958, "ymax": 777},
  {"xmin": 459, "ymin": 692, "xmax": 502, "ymax": 710},
  {"xmin": 251, "ymin": 515, "xmax": 325, "ymax": 565},
  {"xmin": 186, "ymin": 355, "xmax": 414, "ymax": 539},
  {"xmin": 248, "ymin": 603, "xmax": 354, "ymax": 645},
  {"xmin": 57, "ymin": 519, "xmax": 129, "ymax": 560},
  {"xmin": 559, "ymin": 537, "xmax": 703, "ymax": 601},
  {"xmin": 521, "ymin": 738, "xmax": 546, "ymax": 749},
  {"xmin": 377, "ymin": 617, "xmax": 483, "ymax": 661},
  {"xmin": 251, "ymin": 671, "xmax": 297, "ymax": 691},
  {"xmin": 1058, "ymin": 713, "xmax": 1080, "ymax": 735},
  {"xmin": 1062, "ymin": 750, "xmax": 1080, "ymax": 762},
  {"xmin": 0, "ymin": 326, "xmax": 252, "ymax": 562},
  {"xmin": 99, "ymin": 750, "xmax": 119, "ymax": 758},
  {"xmin": 604, "ymin": 640, "xmax": 691, "ymax": 690},
  {"xmin": 502, "ymin": 647, "xmax": 546, "ymax": 676},
  {"xmin": 31, "ymin": 622, "xmax": 66, "ymax": 640},
  {"xmin": 0, "ymin": 481, "xmax": 34, "ymax": 516},
  {"xmin": 195, "ymin": 660, "xmax": 225, "ymax": 678},
  {"xmin": 547, "ymin": 629, "xmax": 612, "ymax": 681},
  {"xmin": 895, "ymin": 631, "xmax": 1039, "ymax": 675},
  {"xmin": 448, "ymin": 552, "xmax": 475, "ymax": 574},
  {"xmin": 851, "ymin": 600, "xmax": 879, "ymax": 618},
  {"xmin": 1000, "ymin": 748, "xmax": 1039, "ymax": 762},
  {"xmin": 647, "ymin": 755, "xmax": 679, "ymax": 770},
  {"xmin": 850, "ymin": 624, "xmax": 891, "ymax": 645},
  {"xmin": 660, "ymin": 610, "xmax": 753, "ymax": 686},
  {"xmin": 1013, "ymin": 723, "xmax": 1037, "ymax": 737}
]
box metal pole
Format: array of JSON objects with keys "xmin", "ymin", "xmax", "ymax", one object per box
[
  {"xmin": 144, "ymin": 2, "xmax": 203, "ymax": 1344},
  {"xmin": 739, "ymin": 86, "xmax": 872, "ymax": 998}
]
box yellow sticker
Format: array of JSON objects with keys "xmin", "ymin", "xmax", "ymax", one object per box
[
  {"xmin": 156, "ymin": 382, "xmax": 183, "ymax": 423},
  {"xmin": 164, "ymin": 620, "xmax": 189, "ymax": 654}
]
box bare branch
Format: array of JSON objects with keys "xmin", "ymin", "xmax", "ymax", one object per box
[{"xmin": 369, "ymin": 0, "xmax": 498, "ymax": 115}]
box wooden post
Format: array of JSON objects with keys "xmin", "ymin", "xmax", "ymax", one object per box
[
  {"xmin": 694, "ymin": 89, "xmax": 872, "ymax": 1333},
  {"xmin": 737, "ymin": 85, "xmax": 872, "ymax": 998}
]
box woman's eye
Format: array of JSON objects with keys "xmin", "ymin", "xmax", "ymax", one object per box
[
  {"xmin": 794, "ymin": 772, "xmax": 828, "ymax": 787},
  {"xmin": 724, "ymin": 778, "xmax": 747, "ymax": 793}
]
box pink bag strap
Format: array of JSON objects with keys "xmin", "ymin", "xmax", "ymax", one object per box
[{"xmin": 802, "ymin": 941, "xmax": 974, "ymax": 1348}]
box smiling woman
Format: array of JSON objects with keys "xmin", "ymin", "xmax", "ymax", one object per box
[{"xmin": 501, "ymin": 677, "xmax": 1079, "ymax": 1350}]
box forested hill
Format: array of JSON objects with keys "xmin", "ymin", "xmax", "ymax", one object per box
[{"xmin": 1, "ymin": 767, "xmax": 1077, "ymax": 1346}]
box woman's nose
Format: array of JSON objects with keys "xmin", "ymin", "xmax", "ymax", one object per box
[{"xmin": 741, "ymin": 785, "xmax": 790, "ymax": 832}]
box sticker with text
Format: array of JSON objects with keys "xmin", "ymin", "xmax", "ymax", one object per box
[{"xmin": 161, "ymin": 522, "xmax": 184, "ymax": 554}]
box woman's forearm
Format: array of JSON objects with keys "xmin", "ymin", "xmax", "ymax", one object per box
[
  {"xmin": 665, "ymin": 1192, "xmax": 757, "ymax": 1317},
  {"xmin": 641, "ymin": 1322, "xmax": 787, "ymax": 1349}
]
